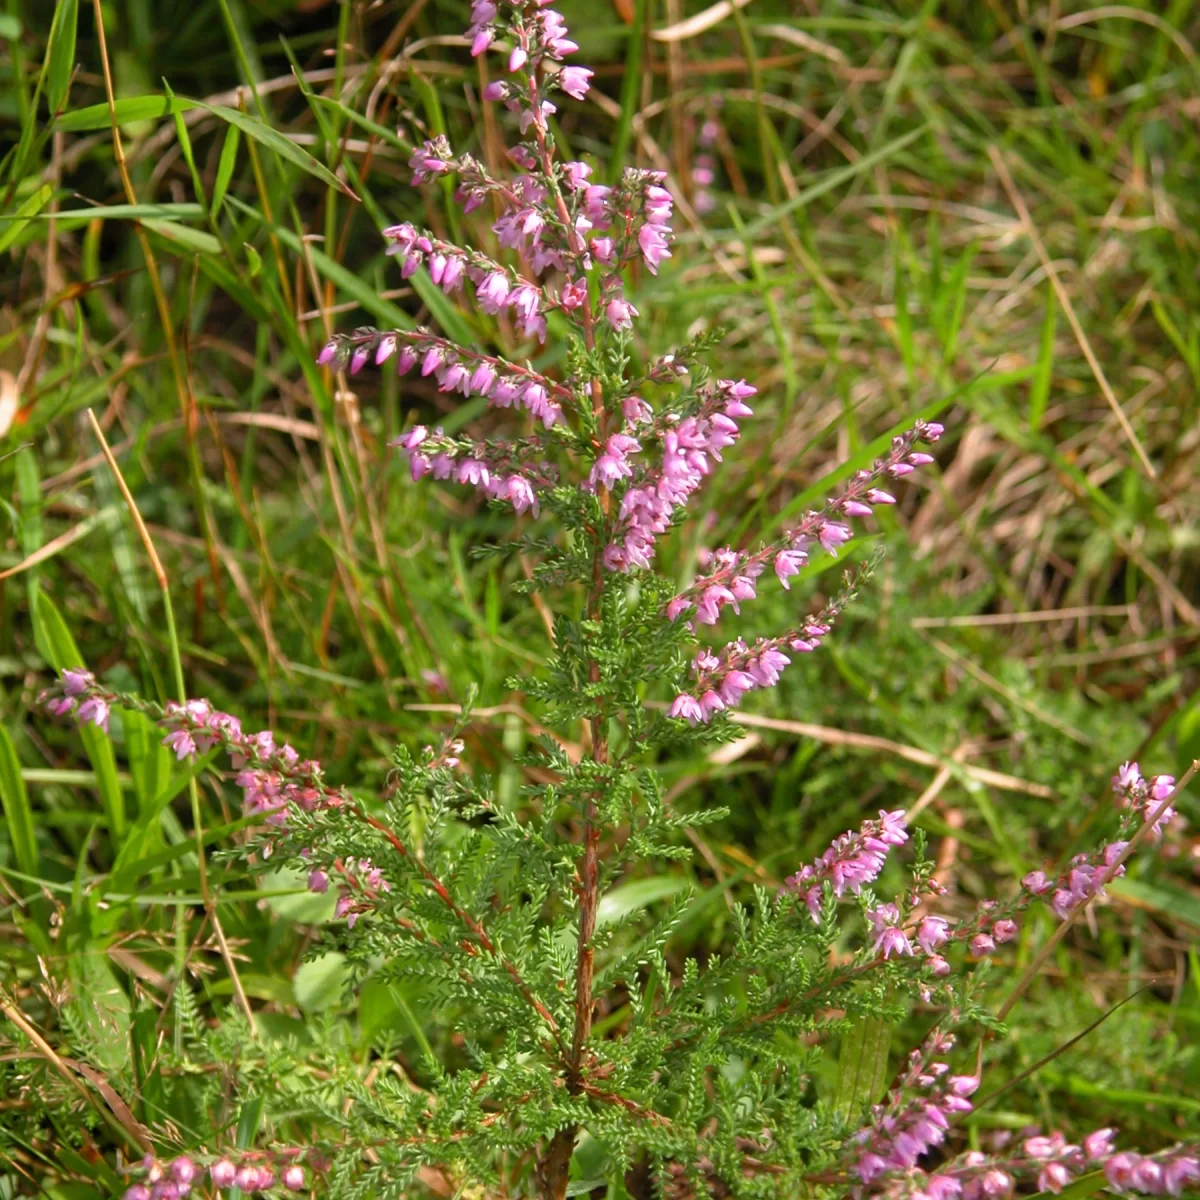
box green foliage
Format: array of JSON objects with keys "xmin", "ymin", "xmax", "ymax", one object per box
[{"xmin": 1, "ymin": 0, "xmax": 1199, "ymax": 1197}]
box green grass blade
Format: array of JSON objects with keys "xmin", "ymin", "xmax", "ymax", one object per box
[
  {"xmin": 1029, "ymin": 282, "xmax": 1057, "ymax": 432},
  {"xmin": 53, "ymin": 93, "xmax": 195, "ymax": 132},
  {"xmin": 0, "ymin": 725, "xmax": 38, "ymax": 875},
  {"xmin": 44, "ymin": 0, "xmax": 79, "ymax": 116},
  {"xmin": 197, "ymin": 102, "xmax": 357, "ymax": 200},
  {"xmin": 33, "ymin": 591, "xmax": 125, "ymax": 839}
]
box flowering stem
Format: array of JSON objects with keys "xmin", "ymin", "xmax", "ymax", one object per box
[
  {"xmin": 85, "ymin": 409, "xmax": 260, "ymax": 1040},
  {"xmin": 996, "ymin": 758, "xmax": 1199, "ymax": 1021}
]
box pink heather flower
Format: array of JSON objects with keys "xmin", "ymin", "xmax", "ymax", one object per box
[
  {"xmin": 396, "ymin": 346, "xmax": 418, "ymax": 375},
  {"xmin": 1084, "ymin": 1129, "xmax": 1116, "ymax": 1162},
  {"xmin": 927, "ymin": 1176, "xmax": 963, "ymax": 1200},
  {"xmin": 234, "ymin": 1167, "xmax": 260, "ymax": 1192},
  {"xmin": 482, "ymin": 80, "xmax": 506, "ymax": 101},
  {"xmin": 817, "ymin": 520, "xmax": 851, "ymax": 554},
  {"xmin": 992, "ymin": 918, "xmax": 1018, "ymax": 942},
  {"xmin": 909, "ymin": 451, "xmax": 935, "ymax": 466},
  {"xmin": 62, "ymin": 668, "xmax": 93, "ymax": 695},
  {"xmin": 856, "ymin": 1154, "xmax": 889, "ymax": 1184},
  {"xmin": 970, "ymin": 933, "xmax": 996, "ymax": 956},
  {"xmin": 124, "ymin": 1188, "xmax": 152, "ymax": 1200},
  {"xmin": 504, "ymin": 475, "xmax": 539, "ymax": 516},
  {"xmin": 917, "ymin": 915, "xmax": 950, "ymax": 953},
  {"xmin": 560, "ymin": 278, "xmax": 587, "ymax": 310},
  {"xmin": 949, "ymin": 1074, "xmax": 979, "ymax": 1096},
  {"xmin": 477, "ymin": 272, "xmax": 511, "ymax": 312},
  {"xmin": 170, "ymin": 1158, "xmax": 196, "ymax": 1186},
  {"xmin": 669, "ymin": 694, "xmax": 704, "ymax": 724},
  {"xmin": 591, "ymin": 236, "xmax": 615, "ymax": 263},
  {"xmin": 843, "ymin": 499, "xmax": 872, "ymax": 518},
  {"xmin": 665, "ymin": 596, "xmax": 692, "ymax": 621},
  {"xmin": 773, "ymin": 548, "xmax": 807, "ymax": 588},
  {"xmin": 308, "ymin": 868, "xmax": 329, "ymax": 894},
  {"xmin": 1105, "ymin": 1153, "xmax": 1141, "ymax": 1192},
  {"xmin": 1165, "ymin": 1157, "xmax": 1200, "ymax": 1194},
  {"xmin": 1022, "ymin": 869, "xmax": 1051, "ymax": 894},
  {"xmin": 606, "ymin": 296, "xmax": 638, "ymax": 330},
  {"xmin": 163, "ymin": 729, "xmax": 196, "ymax": 760},
  {"xmin": 623, "ymin": 394, "xmax": 652, "ymax": 424},
  {"xmin": 1149, "ymin": 775, "xmax": 1176, "ymax": 802},
  {"xmin": 77, "ymin": 696, "xmax": 109, "ymax": 732},
  {"xmin": 282, "ymin": 1165, "xmax": 306, "ymax": 1191},
  {"xmin": 928, "ymin": 954, "xmax": 950, "ymax": 976},
  {"xmin": 637, "ymin": 223, "xmax": 671, "ymax": 273},
  {"xmin": 563, "ymin": 160, "xmax": 591, "ymax": 189},
  {"xmin": 748, "ymin": 646, "xmax": 790, "ymax": 687},
  {"xmin": 559, "ymin": 65, "xmax": 593, "ymax": 99},
  {"xmin": 508, "ymin": 45, "xmax": 527, "ymax": 71}
]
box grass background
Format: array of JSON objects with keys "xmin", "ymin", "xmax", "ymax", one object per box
[{"xmin": 1, "ymin": 0, "xmax": 1199, "ymax": 1192}]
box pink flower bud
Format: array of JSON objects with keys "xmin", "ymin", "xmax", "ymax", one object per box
[{"xmin": 210, "ymin": 1160, "xmax": 237, "ymax": 1188}]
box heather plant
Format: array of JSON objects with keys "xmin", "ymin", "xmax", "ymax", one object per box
[{"xmin": 28, "ymin": 2, "xmax": 1200, "ymax": 1198}]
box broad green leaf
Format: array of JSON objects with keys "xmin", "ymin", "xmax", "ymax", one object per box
[
  {"xmin": 1029, "ymin": 283, "xmax": 1057, "ymax": 431},
  {"xmin": 53, "ymin": 94, "xmax": 195, "ymax": 133},
  {"xmin": 1175, "ymin": 702, "xmax": 1200, "ymax": 781},
  {"xmin": 0, "ymin": 725, "xmax": 37, "ymax": 875},
  {"xmin": 123, "ymin": 710, "xmax": 171, "ymax": 815},
  {"xmin": 67, "ymin": 948, "xmax": 131, "ymax": 1074},
  {"xmin": 1109, "ymin": 878, "xmax": 1200, "ymax": 932},
  {"xmin": 236, "ymin": 1096, "xmax": 263, "ymax": 1149},
  {"xmin": 834, "ymin": 1014, "xmax": 892, "ymax": 1117},
  {"xmin": 33, "ymin": 591, "xmax": 125, "ymax": 839},
  {"xmin": 597, "ymin": 876, "xmax": 688, "ymax": 929},
  {"xmin": 142, "ymin": 218, "xmax": 222, "ymax": 255},
  {"xmin": 294, "ymin": 952, "xmax": 350, "ymax": 1012},
  {"xmin": 263, "ymin": 865, "xmax": 336, "ymax": 924},
  {"xmin": 211, "ymin": 125, "xmax": 240, "ymax": 217},
  {"xmin": 44, "ymin": 0, "xmax": 78, "ymax": 116},
  {"xmin": 195, "ymin": 102, "xmax": 357, "ymax": 199},
  {"xmin": 9, "ymin": 202, "xmax": 203, "ymax": 222},
  {"xmin": 1024, "ymin": 1170, "xmax": 1108, "ymax": 1200},
  {"xmin": 0, "ymin": 183, "xmax": 53, "ymax": 255}
]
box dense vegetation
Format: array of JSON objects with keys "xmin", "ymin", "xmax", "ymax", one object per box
[{"xmin": 0, "ymin": 0, "xmax": 1198, "ymax": 1196}]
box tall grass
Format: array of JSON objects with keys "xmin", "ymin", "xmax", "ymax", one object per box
[{"xmin": 1, "ymin": 0, "xmax": 1198, "ymax": 1190}]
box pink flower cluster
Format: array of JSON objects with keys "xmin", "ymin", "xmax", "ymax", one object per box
[
  {"xmin": 1022, "ymin": 844, "xmax": 1129, "ymax": 920},
  {"xmin": 392, "ymin": 424, "xmax": 552, "ymax": 517},
  {"xmin": 853, "ymin": 1032, "xmax": 980, "ymax": 1185},
  {"xmin": 864, "ymin": 1130, "xmax": 1200, "ymax": 1199},
  {"xmin": 1113, "ymin": 760, "xmax": 1179, "ymax": 839},
  {"xmin": 603, "ymin": 379, "xmax": 755, "ymax": 573},
  {"xmin": 45, "ymin": 673, "xmax": 408, "ymax": 926},
  {"xmin": 124, "ymin": 1154, "xmax": 306, "ymax": 1200},
  {"xmin": 381, "ymin": 222, "xmax": 549, "ymax": 342},
  {"xmin": 691, "ymin": 113, "xmax": 720, "ymax": 215},
  {"xmin": 785, "ymin": 809, "xmax": 909, "ymax": 921},
  {"xmin": 667, "ymin": 422, "xmax": 942, "ymax": 630},
  {"xmin": 47, "ymin": 667, "xmax": 111, "ymax": 730},
  {"xmin": 848, "ymin": 1022, "xmax": 1199, "ymax": 1197}
]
